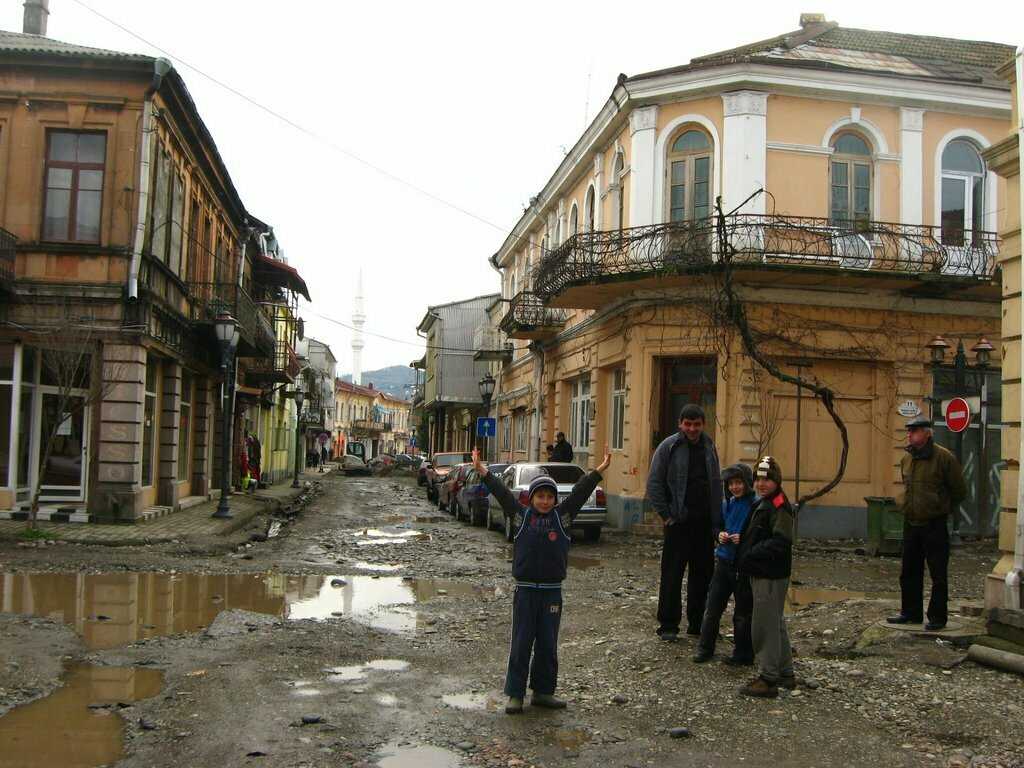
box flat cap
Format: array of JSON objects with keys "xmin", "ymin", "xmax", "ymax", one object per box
[{"xmin": 905, "ymin": 415, "xmax": 933, "ymax": 429}]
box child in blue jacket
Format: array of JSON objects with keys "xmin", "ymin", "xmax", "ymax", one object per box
[
  {"xmin": 473, "ymin": 446, "xmax": 610, "ymax": 714},
  {"xmin": 692, "ymin": 462, "xmax": 755, "ymax": 665}
]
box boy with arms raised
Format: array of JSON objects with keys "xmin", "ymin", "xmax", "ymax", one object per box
[{"xmin": 472, "ymin": 446, "xmax": 611, "ymax": 714}]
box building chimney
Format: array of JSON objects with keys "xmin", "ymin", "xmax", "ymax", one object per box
[
  {"xmin": 23, "ymin": 0, "xmax": 50, "ymax": 36},
  {"xmin": 799, "ymin": 12, "xmax": 826, "ymax": 28}
]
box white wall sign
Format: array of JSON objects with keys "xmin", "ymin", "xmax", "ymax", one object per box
[{"xmin": 897, "ymin": 400, "xmax": 921, "ymax": 418}]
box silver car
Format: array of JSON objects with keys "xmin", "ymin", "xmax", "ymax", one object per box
[{"xmin": 486, "ymin": 462, "xmax": 607, "ymax": 543}]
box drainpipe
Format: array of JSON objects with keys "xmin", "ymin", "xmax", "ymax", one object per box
[
  {"xmin": 1008, "ymin": 47, "xmax": 1024, "ymax": 611},
  {"xmin": 128, "ymin": 58, "xmax": 172, "ymax": 299}
]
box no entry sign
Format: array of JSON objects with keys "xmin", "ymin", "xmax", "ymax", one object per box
[{"xmin": 944, "ymin": 397, "xmax": 972, "ymax": 433}]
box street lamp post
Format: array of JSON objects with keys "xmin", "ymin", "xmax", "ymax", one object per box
[
  {"xmin": 212, "ymin": 314, "xmax": 240, "ymax": 519},
  {"xmin": 925, "ymin": 335, "xmax": 994, "ymax": 542},
  {"xmin": 479, "ymin": 373, "xmax": 495, "ymax": 461},
  {"xmin": 292, "ymin": 389, "xmax": 305, "ymax": 489}
]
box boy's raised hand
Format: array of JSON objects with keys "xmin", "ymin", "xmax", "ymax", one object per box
[
  {"xmin": 471, "ymin": 447, "xmax": 488, "ymax": 476},
  {"xmin": 596, "ymin": 445, "xmax": 612, "ymax": 473}
]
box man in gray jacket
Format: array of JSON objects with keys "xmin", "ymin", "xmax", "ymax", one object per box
[{"xmin": 646, "ymin": 403, "xmax": 722, "ymax": 640}]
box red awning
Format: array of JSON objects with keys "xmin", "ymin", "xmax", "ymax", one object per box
[{"xmin": 254, "ymin": 254, "xmax": 311, "ymax": 301}]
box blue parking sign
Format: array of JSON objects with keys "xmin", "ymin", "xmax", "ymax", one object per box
[{"xmin": 476, "ymin": 417, "xmax": 497, "ymax": 438}]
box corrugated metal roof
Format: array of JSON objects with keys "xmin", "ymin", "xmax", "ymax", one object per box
[{"xmin": 0, "ymin": 28, "xmax": 151, "ymax": 61}]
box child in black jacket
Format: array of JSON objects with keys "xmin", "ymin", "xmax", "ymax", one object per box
[{"xmin": 473, "ymin": 446, "xmax": 610, "ymax": 714}]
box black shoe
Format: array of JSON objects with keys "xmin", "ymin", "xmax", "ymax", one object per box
[
  {"xmin": 723, "ymin": 656, "xmax": 753, "ymax": 667},
  {"xmin": 686, "ymin": 624, "xmax": 701, "ymax": 636},
  {"xmin": 692, "ymin": 651, "xmax": 713, "ymax": 663},
  {"xmin": 924, "ymin": 621, "xmax": 947, "ymax": 631},
  {"xmin": 886, "ymin": 614, "xmax": 920, "ymax": 625},
  {"xmin": 656, "ymin": 627, "xmax": 679, "ymax": 642}
]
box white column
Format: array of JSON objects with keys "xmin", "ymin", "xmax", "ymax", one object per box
[
  {"xmin": 6, "ymin": 342, "xmax": 21, "ymax": 490},
  {"xmin": 899, "ymin": 108, "xmax": 925, "ymax": 226},
  {"xmin": 628, "ymin": 105, "xmax": 659, "ymax": 228},
  {"xmin": 592, "ymin": 155, "xmax": 605, "ymax": 230},
  {"xmin": 721, "ymin": 91, "xmax": 768, "ymax": 215}
]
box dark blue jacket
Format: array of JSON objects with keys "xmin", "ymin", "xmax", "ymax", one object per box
[
  {"xmin": 715, "ymin": 493, "xmax": 754, "ymax": 561},
  {"xmin": 483, "ymin": 468, "xmax": 602, "ymax": 585},
  {"xmin": 645, "ymin": 431, "xmax": 722, "ymax": 525}
]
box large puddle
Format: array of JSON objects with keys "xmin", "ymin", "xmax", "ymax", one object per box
[
  {"xmin": 376, "ymin": 742, "xmax": 463, "ymax": 768},
  {"xmin": 0, "ymin": 663, "xmax": 162, "ymax": 768},
  {"xmin": 0, "ymin": 571, "xmax": 494, "ymax": 647},
  {"xmin": 786, "ymin": 586, "xmax": 895, "ymax": 613}
]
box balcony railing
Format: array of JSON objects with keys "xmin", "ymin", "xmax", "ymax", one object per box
[
  {"xmin": 498, "ymin": 291, "xmax": 567, "ymax": 340},
  {"xmin": 0, "ymin": 227, "xmax": 15, "ymax": 285},
  {"xmin": 190, "ymin": 281, "xmax": 276, "ymax": 357},
  {"xmin": 247, "ymin": 338, "xmax": 301, "ymax": 383},
  {"xmin": 532, "ymin": 216, "xmax": 999, "ymax": 303},
  {"xmin": 473, "ymin": 322, "xmax": 513, "ymax": 361}
]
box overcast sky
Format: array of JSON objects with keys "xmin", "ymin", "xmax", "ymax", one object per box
[{"xmin": 3, "ymin": 1, "xmax": 1020, "ymax": 374}]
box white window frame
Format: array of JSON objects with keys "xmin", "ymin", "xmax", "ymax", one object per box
[
  {"xmin": 514, "ymin": 409, "xmax": 527, "ymax": 452},
  {"xmin": 569, "ymin": 375, "xmax": 591, "ymax": 455},
  {"xmin": 940, "ymin": 139, "xmax": 986, "ymax": 247},
  {"xmin": 610, "ymin": 367, "xmax": 626, "ymax": 451},
  {"xmin": 501, "ymin": 414, "xmax": 511, "ymax": 452}
]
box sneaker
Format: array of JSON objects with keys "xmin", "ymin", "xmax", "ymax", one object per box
[
  {"xmin": 656, "ymin": 628, "xmax": 679, "ymax": 643},
  {"xmin": 692, "ymin": 651, "xmax": 713, "ymax": 663},
  {"xmin": 723, "ymin": 656, "xmax": 754, "ymax": 667},
  {"xmin": 505, "ymin": 697, "xmax": 523, "ymax": 715},
  {"xmin": 778, "ymin": 675, "xmax": 798, "ymax": 690},
  {"xmin": 739, "ymin": 677, "xmax": 779, "ymax": 698},
  {"xmin": 531, "ymin": 693, "xmax": 567, "ymax": 709}
]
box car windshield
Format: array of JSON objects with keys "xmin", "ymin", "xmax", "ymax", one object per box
[
  {"xmin": 434, "ymin": 454, "xmax": 469, "ymax": 467},
  {"xmin": 488, "ymin": 464, "xmax": 509, "ymax": 477},
  {"xmin": 519, "ymin": 464, "xmax": 584, "ymax": 485}
]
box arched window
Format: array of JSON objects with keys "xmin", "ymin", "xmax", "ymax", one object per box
[
  {"xmin": 584, "ymin": 186, "xmax": 595, "ymax": 232},
  {"xmin": 613, "ymin": 152, "xmax": 625, "ymax": 232},
  {"xmin": 569, "ymin": 203, "xmax": 579, "ymax": 236},
  {"xmin": 941, "ymin": 139, "xmax": 986, "ymax": 246},
  {"xmin": 667, "ymin": 129, "xmax": 712, "ymax": 223},
  {"xmin": 829, "ymin": 131, "xmax": 872, "ymax": 230}
]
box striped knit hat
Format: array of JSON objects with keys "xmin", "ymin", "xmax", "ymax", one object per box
[{"xmin": 527, "ymin": 475, "xmax": 558, "ymax": 501}]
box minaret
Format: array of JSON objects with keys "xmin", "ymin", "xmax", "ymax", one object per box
[{"xmin": 351, "ymin": 270, "xmax": 365, "ymax": 385}]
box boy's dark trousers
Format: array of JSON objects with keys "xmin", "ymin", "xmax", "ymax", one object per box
[
  {"xmin": 657, "ymin": 519, "xmax": 714, "ymax": 634},
  {"xmin": 505, "ymin": 586, "xmax": 562, "ymax": 698},
  {"xmin": 899, "ymin": 517, "xmax": 949, "ymax": 624},
  {"xmin": 697, "ymin": 557, "xmax": 753, "ymax": 660}
]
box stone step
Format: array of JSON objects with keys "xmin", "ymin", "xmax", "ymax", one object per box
[{"xmin": 988, "ymin": 607, "xmax": 1024, "ymax": 647}]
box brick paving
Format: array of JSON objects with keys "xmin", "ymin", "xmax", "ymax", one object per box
[{"xmin": 0, "ymin": 469, "xmax": 327, "ymax": 545}]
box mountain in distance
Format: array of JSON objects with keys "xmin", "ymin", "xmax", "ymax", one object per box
[{"xmin": 339, "ymin": 365, "xmax": 416, "ymax": 400}]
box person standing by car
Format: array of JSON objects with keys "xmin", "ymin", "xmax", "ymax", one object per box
[
  {"xmin": 887, "ymin": 416, "xmax": 967, "ymax": 631},
  {"xmin": 551, "ymin": 433, "xmax": 573, "ymax": 462},
  {"xmin": 473, "ymin": 446, "xmax": 611, "ymax": 715},
  {"xmin": 646, "ymin": 403, "xmax": 722, "ymax": 641}
]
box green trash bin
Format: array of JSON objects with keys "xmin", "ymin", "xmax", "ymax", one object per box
[{"xmin": 865, "ymin": 496, "xmax": 903, "ymax": 556}]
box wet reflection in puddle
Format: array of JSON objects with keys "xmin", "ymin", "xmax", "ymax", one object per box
[
  {"xmin": 0, "ymin": 663, "xmax": 163, "ymax": 768},
  {"xmin": 568, "ymin": 555, "xmax": 602, "ymax": 570},
  {"xmin": 354, "ymin": 528, "xmax": 431, "ymax": 547},
  {"xmin": 441, "ymin": 691, "xmax": 502, "ymax": 711},
  {"xmin": 352, "ymin": 562, "xmax": 404, "ymax": 572},
  {"xmin": 365, "ymin": 659, "xmax": 410, "ymax": 672},
  {"xmin": 0, "ymin": 572, "xmax": 494, "ymax": 645},
  {"xmin": 785, "ymin": 587, "xmax": 891, "ymax": 614},
  {"xmin": 326, "ymin": 659, "xmax": 410, "ymax": 683},
  {"xmin": 376, "ymin": 742, "xmax": 463, "ymax": 768},
  {"xmin": 326, "ymin": 665, "xmax": 367, "ymax": 682},
  {"xmin": 376, "ymin": 693, "xmax": 399, "ymax": 707}
]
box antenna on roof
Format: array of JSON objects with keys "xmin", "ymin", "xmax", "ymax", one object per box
[{"xmin": 583, "ymin": 62, "xmax": 593, "ymax": 129}]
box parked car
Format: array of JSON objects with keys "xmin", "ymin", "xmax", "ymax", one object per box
[
  {"xmin": 437, "ymin": 463, "xmax": 471, "ymax": 512},
  {"xmin": 394, "ymin": 453, "xmax": 421, "ymax": 468},
  {"xmin": 341, "ymin": 454, "xmax": 371, "ymax": 476},
  {"xmin": 455, "ymin": 466, "xmax": 504, "ymax": 526},
  {"xmin": 487, "ymin": 462, "xmax": 606, "ymax": 543},
  {"xmin": 424, "ymin": 452, "xmax": 472, "ymax": 502}
]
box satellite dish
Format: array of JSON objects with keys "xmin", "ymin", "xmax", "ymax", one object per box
[{"xmin": 297, "ymin": 318, "xmax": 305, "ymax": 341}]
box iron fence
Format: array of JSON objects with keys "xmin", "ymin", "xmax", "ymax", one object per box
[
  {"xmin": 498, "ymin": 291, "xmax": 568, "ymax": 335},
  {"xmin": 531, "ymin": 215, "xmax": 999, "ymax": 302}
]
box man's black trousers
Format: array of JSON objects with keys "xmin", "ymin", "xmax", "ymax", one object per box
[
  {"xmin": 899, "ymin": 517, "xmax": 949, "ymax": 624},
  {"xmin": 697, "ymin": 557, "xmax": 753, "ymax": 660},
  {"xmin": 505, "ymin": 586, "xmax": 562, "ymax": 698},
  {"xmin": 657, "ymin": 520, "xmax": 714, "ymax": 634}
]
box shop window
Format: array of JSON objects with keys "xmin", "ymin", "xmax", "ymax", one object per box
[{"xmin": 42, "ymin": 130, "xmax": 106, "ymax": 243}]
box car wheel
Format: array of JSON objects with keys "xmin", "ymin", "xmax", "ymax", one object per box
[{"xmin": 584, "ymin": 526, "xmax": 602, "ymax": 543}]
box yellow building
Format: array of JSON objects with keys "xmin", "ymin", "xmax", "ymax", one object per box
[
  {"xmin": 984, "ymin": 51, "xmax": 1023, "ymax": 609},
  {"xmin": 479, "ymin": 16, "xmax": 1012, "ymax": 536}
]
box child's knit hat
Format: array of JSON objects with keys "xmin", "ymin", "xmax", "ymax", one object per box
[
  {"xmin": 527, "ymin": 474, "xmax": 558, "ymax": 501},
  {"xmin": 755, "ymin": 455, "xmax": 783, "ymax": 485}
]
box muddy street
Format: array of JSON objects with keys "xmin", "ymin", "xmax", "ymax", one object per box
[{"xmin": 1, "ymin": 472, "xmax": 1022, "ymax": 768}]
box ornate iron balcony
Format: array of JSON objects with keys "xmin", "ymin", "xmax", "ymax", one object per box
[
  {"xmin": 498, "ymin": 291, "xmax": 567, "ymax": 340},
  {"xmin": 532, "ymin": 216, "xmax": 998, "ymax": 304},
  {"xmin": 190, "ymin": 281, "xmax": 276, "ymax": 358}
]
